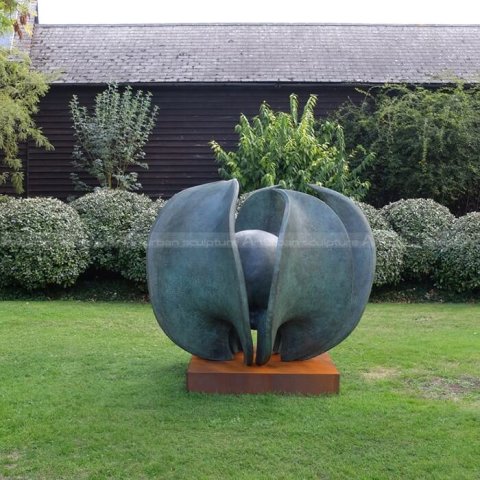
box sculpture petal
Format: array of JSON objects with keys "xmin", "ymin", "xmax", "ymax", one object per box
[
  {"xmin": 308, "ymin": 185, "xmax": 376, "ymax": 348},
  {"xmin": 236, "ymin": 187, "xmax": 287, "ymax": 237},
  {"xmin": 237, "ymin": 188, "xmax": 356, "ymax": 365},
  {"xmin": 263, "ymin": 189, "xmax": 355, "ymax": 364},
  {"xmin": 147, "ymin": 179, "xmax": 253, "ymax": 364}
]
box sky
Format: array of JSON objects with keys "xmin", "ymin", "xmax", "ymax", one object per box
[{"xmin": 38, "ymin": 0, "xmax": 480, "ymax": 24}]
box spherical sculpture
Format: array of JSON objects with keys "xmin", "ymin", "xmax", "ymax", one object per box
[
  {"xmin": 235, "ymin": 229, "xmax": 278, "ymax": 324},
  {"xmin": 147, "ymin": 180, "xmax": 375, "ymax": 366}
]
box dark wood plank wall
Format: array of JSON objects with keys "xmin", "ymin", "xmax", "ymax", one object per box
[{"xmin": 1, "ymin": 84, "xmax": 361, "ymax": 200}]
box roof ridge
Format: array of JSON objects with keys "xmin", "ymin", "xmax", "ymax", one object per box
[{"xmin": 36, "ymin": 22, "xmax": 480, "ymax": 28}]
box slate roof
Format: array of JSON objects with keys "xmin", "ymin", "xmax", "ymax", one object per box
[{"xmin": 25, "ymin": 23, "xmax": 480, "ymax": 84}]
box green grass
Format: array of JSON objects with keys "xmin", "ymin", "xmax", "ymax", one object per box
[{"xmin": 0, "ymin": 302, "xmax": 479, "ymax": 480}]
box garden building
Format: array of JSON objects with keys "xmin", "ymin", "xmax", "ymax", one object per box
[{"xmin": 3, "ymin": 22, "xmax": 480, "ymax": 199}]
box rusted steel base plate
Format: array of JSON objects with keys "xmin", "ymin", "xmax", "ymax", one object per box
[{"xmin": 187, "ymin": 352, "xmax": 340, "ymax": 395}]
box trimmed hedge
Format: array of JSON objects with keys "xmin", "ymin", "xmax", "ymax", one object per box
[
  {"xmin": 354, "ymin": 201, "xmax": 404, "ymax": 286},
  {"xmin": 372, "ymin": 229, "xmax": 406, "ymax": 287},
  {"xmin": 0, "ymin": 197, "xmax": 89, "ymax": 289},
  {"xmin": 381, "ymin": 198, "xmax": 454, "ymax": 280},
  {"xmin": 119, "ymin": 198, "xmax": 166, "ymax": 283},
  {"xmin": 434, "ymin": 212, "xmax": 480, "ymax": 292},
  {"xmin": 355, "ymin": 201, "xmax": 390, "ymax": 230},
  {"xmin": 71, "ymin": 189, "xmax": 153, "ymax": 272},
  {"xmin": 0, "ymin": 190, "xmax": 475, "ymax": 295}
]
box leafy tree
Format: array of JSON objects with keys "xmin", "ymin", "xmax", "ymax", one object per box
[
  {"xmin": 211, "ymin": 94, "xmax": 372, "ymax": 199},
  {"xmin": 70, "ymin": 84, "xmax": 159, "ymax": 191},
  {"xmin": 0, "ymin": 0, "xmax": 31, "ymax": 38},
  {"xmin": 334, "ymin": 83, "xmax": 480, "ymax": 213},
  {"xmin": 0, "ymin": 48, "xmax": 52, "ymax": 193}
]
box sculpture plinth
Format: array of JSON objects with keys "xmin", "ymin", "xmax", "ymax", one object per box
[{"xmin": 187, "ymin": 352, "xmax": 340, "ymax": 395}]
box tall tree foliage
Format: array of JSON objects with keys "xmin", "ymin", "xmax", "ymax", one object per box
[
  {"xmin": 334, "ymin": 83, "xmax": 480, "ymax": 213},
  {"xmin": 211, "ymin": 94, "xmax": 372, "ymax": 199},
  {"xmin": 0, "ymin": 48, "xmax": 52, "ymax": 193},
  {"xmin": 70, "ymin": 84, "xmax": 159, "ymax": 191},
  {"xmin": 0, "ymin": 0, "xmax": 31, "ymax": 38}
]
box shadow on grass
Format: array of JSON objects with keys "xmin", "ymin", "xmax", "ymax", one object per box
[
  {"xmin": 1, "ymin": 272, "xmax": 478, "ymax": 303},
  {"xmin": 0, "ymin": 269, "xmax": 148, "ymax": 302}
]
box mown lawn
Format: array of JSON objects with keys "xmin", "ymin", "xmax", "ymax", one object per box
[{"xmin": 0, "ymin": 302, "xmax": 479, "ymax": 479}]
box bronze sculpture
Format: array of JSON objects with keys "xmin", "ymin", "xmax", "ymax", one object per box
[{"xmin": 147, "ymin": 180, "xmax": 375, "ymax": 366}]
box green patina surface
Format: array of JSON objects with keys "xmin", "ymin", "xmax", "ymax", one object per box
[{"xmin": 147, "ymin": 180, "xmax": 375, "ymax": 365}]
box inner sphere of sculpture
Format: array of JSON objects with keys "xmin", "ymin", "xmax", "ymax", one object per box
[{"xmin": 235, "ymin": 229, "xmax": 278, "ymax": 328}]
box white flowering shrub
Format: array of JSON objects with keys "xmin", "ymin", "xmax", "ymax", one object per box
[
  {"xmin": 71, "ymin": 189, "xmax": 152, "ymax": 271},
  {"xmin": 381, "ymin": 198, "xmax": 454, "ymax": 280},
  {"xmin": 354, "ymin": 201, "xmax": 390, "ymax": 230},
  {"xmin": 434, "ymin": 212, "xmax": 480, "ymax": 292},
  {"xmin": 372, "ymin": 229, "xmax": 406, "ymax": 287},
  {"xmin": 119, "ymin": 198, "xmax": 166, "ymax": 283},
  {"xmin": 0, "ymin": 197, "xmax": 89, "ymax": 289}
]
